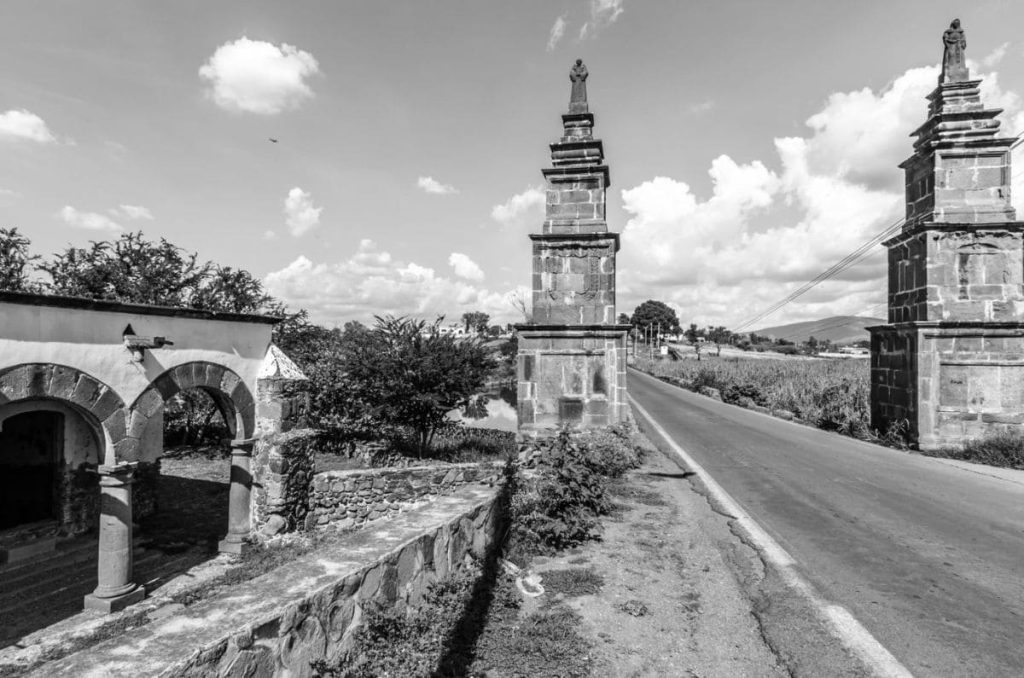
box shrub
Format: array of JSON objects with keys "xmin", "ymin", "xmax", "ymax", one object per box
[
  {"xmin": 930, "ymin": 430, "xmax": 1024, "ymax": 469},
  {"xmin": 313, "ymin": 561, "xmax": 488, "ymax": 678},
  {"xmin": 512, "ymin": 426, "xmax": 642, "ymax": 552}
]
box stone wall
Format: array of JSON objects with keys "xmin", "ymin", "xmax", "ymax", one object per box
[
  {"xmin": 307, "ymin": 462, "xmax": 503, "ymax": 530},
  {"xmin": 887, "ymin": 228, "xmax": 1024, "ymax": 324},
  {"xmin": 517, "ymin": 325, "xmax": 628, "ymax": 436},
  {"xmin": 252, "ymin": 428, "xmax": 317, "ymax": 534},
  {"xmin": 41, "ymin": 484, "xmax": 505, "ymax": 678},
  {"xmin": 871, "ymin": 323, "xmax": 1024, "ymax": 449}
]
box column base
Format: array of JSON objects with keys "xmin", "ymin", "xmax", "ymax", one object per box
[
  {"xmin": 218, "ymin": 537, "xmax": 252, "ymax": 555},
  {"xmin": 84, "ymin": 585, "xmax": 146, "ymax": 613}
]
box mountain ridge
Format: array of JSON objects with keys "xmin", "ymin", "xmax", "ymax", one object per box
[{"xmin": 752, "ymin": 315, "xmax": 885, "ymax": 345}]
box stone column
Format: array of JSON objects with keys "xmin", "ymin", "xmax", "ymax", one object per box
[
  {"xmin": 219, "ymin": 439, "xmax": 255, "ymax": 554},
  {"xmin": 84, "ymin": 466, "xmax": 145, "ymax": 613}
]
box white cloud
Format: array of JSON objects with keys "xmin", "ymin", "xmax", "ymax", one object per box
[
  {"xmin": 547, "ymin": 15, "xmax": 567, "ymax": 51},
  {"xmin": 265, "ymin": 239, "xmax": 517, "ymax": 325},
  {"xmin": 264, "ymin": 230, "xmax": 278, "ymax": 240},
  {"xmin": 109, "ymin": 204, "xmax": 153, "ymax": 220},
  {"xmin": 579, "ymin": 0, "xmax": 625, "ymax": 40},
  {"xmin": 491, "ymin": 186, "xmax": 545, "ymax": 226},
  {"xmin": 983, "ymin": 42, "xmax": 1009, "ymax": 68},
  {"xmin": 449, "ymin": 252, "xmax": 485, "ymax": 281},
  {"xmin": 417, "ymin": 176, "xmax": 458, "ymax": 195},
  {"xmin": 0, "ymin": 109, "xmax": 56, "ymax": 143},
  {"xmin": 199, "ymin": 37, "xmax": 319, "ymax": 115},
  {"xmin": 284, "ymin": 187, "xmax": 322, "ymax": 237},
  {"xmin": 57, "ymin": 206, "xmax": 123, "ymax": 232},
  {"xmin": 618, "ymin": 62, "xmax": 1024, "ymax": 329},
  {"xmin": 688, "ymin": 100, "xmax": 715, "ymax": 115}
]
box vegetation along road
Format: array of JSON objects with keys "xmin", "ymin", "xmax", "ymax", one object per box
[{"xmin": 629, "ymin": 368, "xmax": 1024, "ymax": 678}]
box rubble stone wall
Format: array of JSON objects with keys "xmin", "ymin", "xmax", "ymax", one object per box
[
  {"xmin": 307, "ymin": 462, "xmax": 502, "ymax": 530},
  {"xmin": 252, "ymin": 428, "xmax": 317, "ymax": 532}
]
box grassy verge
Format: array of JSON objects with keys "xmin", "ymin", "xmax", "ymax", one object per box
[
  {"xmin": 922, "ymin": 430, "xmax": 1024, "ymax": 470},
  {"xmin": 633, "ymin": 356, "xmax": 911, "ymax": 447},
  {"xmin": 313, "ymin": 424, "xmax": 644, "ymax": 678}
]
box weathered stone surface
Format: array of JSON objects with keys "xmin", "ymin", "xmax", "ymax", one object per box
[
  {"xmin": 307, "ymin": 461, "xmax": 502, "ymax": 530},
  {"xmin": 872, "ymin": 33, "xmax": 1024, "ymax": 449}
]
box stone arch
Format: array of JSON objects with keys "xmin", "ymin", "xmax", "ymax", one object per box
[
  {"xmin": 0, "ymin": 363, "xmax": 127, "ymax": 465},
  {"xmin": 123, "ymin": 362, "xmax": 255, "ymax": 463}
]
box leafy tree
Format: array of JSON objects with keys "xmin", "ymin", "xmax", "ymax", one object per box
[
  {"xmin": 616, "ymin": 312, "xmax": 630, "ymax": 325},
  {"xmin": 684, "ymin": 323, "xmax": 704, "ymax": 344},
  {"xmin": 347, "ymin": 316, "xmax": 496, "ymax": 456},
  {"xmin": 461, "ymin": 311, "xmax": 490, "ymax": 334},
  {"xmin": 40, "ymin": 231, "xmax": 278, "ymax": 314},
  {"xmin": 0, "ymin": 227, "xmax": 40, "ymax": 292},
  {"xmin": 629, "ymin": 300, "xmax": 680, "ymax": 337},
  {"xmin": 706, "ymin": 326, "xmax": 732, "ymax": 356}
]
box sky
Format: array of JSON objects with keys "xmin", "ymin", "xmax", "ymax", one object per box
[{"xmin": 4, "ymin": 1, "xmax": 1024, "ymax": 330}]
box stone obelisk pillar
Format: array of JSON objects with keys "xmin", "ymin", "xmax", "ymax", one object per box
[
  {"xmin": 516, "ymin": 60, "xmax": 630, "ymax": 438},
  {"xmin": 870, "ymin": 20, "xmax": 1024, "ymax": 449}
]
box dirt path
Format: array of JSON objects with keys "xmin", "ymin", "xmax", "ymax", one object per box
[{"xmin": 527, "ymin": 445, "xmax": 788, "ymax": 677}]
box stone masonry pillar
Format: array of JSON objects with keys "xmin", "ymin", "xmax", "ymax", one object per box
[
  {"xmin": 83, "ymin": 466, "xmax": 145, "ymax": 613},
  {"xmin": 869, "ymin": 21, "xmax": 1024, "ymax": 449},
  {"xmin": 516, "ymin": 60, "xmax": 629, "ymax": 438},
  {"xmin": 219, "ymin": 439, "xmax": 255, "ymax": 555}
]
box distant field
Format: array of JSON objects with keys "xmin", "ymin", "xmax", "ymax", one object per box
[{"xmin": 635, "ymin": 355, "xmax": 876, "ymax": 439}]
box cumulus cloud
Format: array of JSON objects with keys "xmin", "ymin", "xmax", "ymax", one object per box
[
  {"xmin": 547, "ymin": 15, "xmax": 567, "ymax": 51},
  {"xmin": 618, "ymin": 62, "xmax": 1024, "ymax": 329},
  {"xmin": 448, "ymin": 252, "xmax": 485, "ymax": 281},
  {"xmin": 199, "ymin": 37, "xmax": 319, "ymax": 114},
  {"xmin": 265, "ymin": 239, "xmax": 516, "ymax": 325},
  {"xmin": 491, "ymin": 186, "xmax": 545, "ymax": 227},
  {"xmin": 417, "ymin": 176, "xmax": 458, "ymax": 195},
  {"xmin": 0, "ymin": 109, "xmax": 56, "ymax": 143},
  {"xmin": 109, "ymin": 204, "xmax": 153, "ymax": 220},
  {"xmin": 58, "ymin": 206, "xmax": 123, "ymax": 232},
  {"xmin": 579, "ymin": 0, "xmax": 625, "ymax": 40},
  {"xmin": 284, "ymin": 187, "xmax": 322, "ymax": 237}
]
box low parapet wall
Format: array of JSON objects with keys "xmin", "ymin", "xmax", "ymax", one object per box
[
  {"xmin": 38, "ymin": 483, "xmax": 504, "ymax": 678},
  {"xmin": 307, "ymin": 461, "xmax": 504, "ymax": 530}
]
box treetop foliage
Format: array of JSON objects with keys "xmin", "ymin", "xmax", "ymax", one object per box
[
  {"xmin": 629, "ymin": 299, "xmax": 680, "ymax": 334},
  {"xmin": 0, "ymin": 229, "xmax": 279, "ymax": 315}
]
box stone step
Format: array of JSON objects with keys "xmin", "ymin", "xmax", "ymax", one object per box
[
  {"xmin": 0, "ymin": 542, "xmax": 99, "ymax": 595},
  {"xmin": 0, "ymin": 537, "xmax": 96, "ymax": 579},
  {"xmin": 0, "ymin": 547, "xmax": 153, "ymax": 614},
  {"xmin": 0, "ymin": 549, "xmax": 202, "ymax": 643}
]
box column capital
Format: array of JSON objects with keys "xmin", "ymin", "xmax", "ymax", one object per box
[
  {"xmin": 229, "ymin": 437, "xmax": 257, "ymax": 454},
  {"xmin": 96, "ymin": 463, "xmax": 137, "ymax": 484}
]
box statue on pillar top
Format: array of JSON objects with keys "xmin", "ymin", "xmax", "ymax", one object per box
[
  {"xmin": 569, "ymin": 59, "xmax": 589, "ymax": 113},
  {"xmin": 941, "ymin": 19, "xmax": 968, "ymax": 84}
]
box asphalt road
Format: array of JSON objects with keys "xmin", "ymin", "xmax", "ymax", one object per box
[{"xmin": 629, "ymin": 368, "xmax": 1024, "ymax": 678}]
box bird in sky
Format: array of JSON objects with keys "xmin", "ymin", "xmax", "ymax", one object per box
[{"xmin": 269, "ymin": 138, "xmax": 278, "ymax": 143}]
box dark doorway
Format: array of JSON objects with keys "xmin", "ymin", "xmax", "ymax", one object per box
[{"xmin": 0, "ymin": 411, "xmax": 62, "ymax": 529}]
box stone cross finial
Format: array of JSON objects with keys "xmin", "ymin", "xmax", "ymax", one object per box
[
  {"xmin": 569, "ymin": 59, "xmax": 589, "ymax": 113},
  {"xmin": 941, "ymin": 18, "xmax": 968, "ymax": 84}
]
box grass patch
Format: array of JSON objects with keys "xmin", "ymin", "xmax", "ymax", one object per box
[
  {"xmin": 923, "ymin": 429, "xmax": 1024, "ymax": 469},
  {"xmin": 470, "ymin": 599, "xmax": 593, "ymax": 678},
  {"xmin": 540, "ymin": 567, "xmax": 604, "ymax": 598}
]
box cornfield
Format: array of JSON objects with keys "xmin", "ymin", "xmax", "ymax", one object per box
[{"xmin": 636, "ymin": 356, "xmax": 874, "ymax": 438}]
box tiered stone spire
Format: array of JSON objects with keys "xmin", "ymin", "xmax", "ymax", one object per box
[
  {"xmin": 871, "ymin": 20, "xmax": 1024, "ymax": 450},
  {"xmin": 902, "ymin": 20, "xmax": 1015, "ymax": 226},
  {"xmin": 516, "ymin": 60, "xmax": 628, "ymax": 437}
]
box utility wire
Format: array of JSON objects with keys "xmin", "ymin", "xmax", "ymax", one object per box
[{"xmin": 735, "ymin": 163, "xmax": 1024, "ymax": 333}]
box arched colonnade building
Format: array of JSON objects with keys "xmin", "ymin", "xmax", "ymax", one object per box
[{"xmin": 0, "ymin": 291, "xmax": 307, "ymax": 612}]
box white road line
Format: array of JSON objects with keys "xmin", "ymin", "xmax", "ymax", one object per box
[{"xmin": 629, "ymin": 393, "xmax": 915, "ymax": 678}]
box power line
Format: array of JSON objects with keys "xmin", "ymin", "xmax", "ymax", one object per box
[
  {"xmin": 733, "ymin": 217, "xmax": 904, "ymax": 332},
  {"xmin": 735, "ymin": 163, "xmax": 1024, "ymax": 333}
]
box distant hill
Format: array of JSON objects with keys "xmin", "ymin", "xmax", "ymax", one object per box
[{"xmin": 752, "ymin": 315, "xmax": 885, "ymax": 345}]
